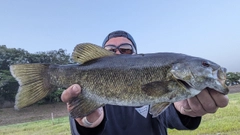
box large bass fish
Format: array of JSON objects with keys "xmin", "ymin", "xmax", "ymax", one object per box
[{"xmin": 10, "ymin": 43, "xmax": 229, "ymax": 118}]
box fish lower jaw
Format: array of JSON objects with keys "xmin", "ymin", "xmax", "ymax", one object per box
[{"xmin": 188, "ymin": 88, "xmax": 201, "ymax": 96}]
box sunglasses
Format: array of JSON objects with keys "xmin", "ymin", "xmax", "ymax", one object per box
[{"xmin": 104, "ymin": 43, "xmax": 135, "ymax": 54}]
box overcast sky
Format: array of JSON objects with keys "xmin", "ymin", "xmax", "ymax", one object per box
[{"xmin": 0, "ymin": 0, "xmax": 239, "ymax": 72}]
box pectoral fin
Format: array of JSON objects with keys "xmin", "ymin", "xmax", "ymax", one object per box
[
  {"xmin": 72, "ymin": 43, "xmax": 115, "ymax": 64},
  {"xmin": 141, "ymin": 81, "xmax": 170, "ymax": 97},
  {"xmin": 150, "ymin": 102, "xmax": 171, "ymax": 118}
]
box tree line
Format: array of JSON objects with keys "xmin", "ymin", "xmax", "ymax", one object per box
[
  {"xmin": 226, "ymin": 72, "xmax": 240, "ymax": 86},
  {"xmin": 0, "ymin": 45, "xmax": 72, "ymax": 107},
  {"xmin": 0, "ymin": 45, "xmax": 240, "ymax": 107}
]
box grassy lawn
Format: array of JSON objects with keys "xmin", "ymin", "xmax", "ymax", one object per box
[
  {"xmin": 0, "ymin": 117, "xmax": 70, "ymax": 135},
  {"xmin": 0, "ymin": 93, "xmax": 239, "ymax": 135},
  {"xmin": 168, "ymin": 93, "xmax": 240, "ymax": 135}
]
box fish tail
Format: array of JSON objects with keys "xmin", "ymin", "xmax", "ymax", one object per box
[{"xmin": 10, "ymin": 63, "xmax": 56, "ymax": 110}]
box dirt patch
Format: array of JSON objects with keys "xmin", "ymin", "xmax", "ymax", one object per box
[
  {"xmin": 228, "ymin": 85, "xmax": 240, "ymax": 93},
  {"xmin": 0, "ymin": 85, "xmax": 239, "ymax": 126},
  {"xmin": 0, "ymin": 102, "xmax": 68, "ymax": 126}
]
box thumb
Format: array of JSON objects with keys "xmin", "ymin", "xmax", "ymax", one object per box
[
  {"xmin": 61, "ymin": 84, "xmax": 81, "ymax": 103},
  {"xmin": 174, "ymin": 99, "xmax": 191, "ymax": 114}
]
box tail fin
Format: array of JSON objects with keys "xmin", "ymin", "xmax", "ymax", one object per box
[{"xmin": 10, "ymin": 63, "xmax": 55, "ymax": 109}]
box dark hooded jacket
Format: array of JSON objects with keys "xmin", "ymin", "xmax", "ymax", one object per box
[
  {"xmin": 68, "ymin": 30, "xmax": 201, "ymax": 135},
  {"xmin": 69, "ymin": 104, "xmax": 201, "ymax": 135}
]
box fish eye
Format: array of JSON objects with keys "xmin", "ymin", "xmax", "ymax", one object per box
[{"xmin": 202, "ymin": 61, "xmax": 210, "ymax": 67}]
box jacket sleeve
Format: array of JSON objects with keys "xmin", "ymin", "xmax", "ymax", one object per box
[{"xmin": 158, "ymin": 104, "xmax": 202, "ymax": 130}]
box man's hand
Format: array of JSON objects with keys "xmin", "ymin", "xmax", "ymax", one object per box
[
  {"xmin": 174, "ymin": 88, "xmax": 229, "ymax": 117},
  {"xmin": 61, "ymin": 84, "xmax": 104, "ymax": 128}
]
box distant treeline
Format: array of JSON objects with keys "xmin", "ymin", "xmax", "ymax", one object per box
[
  {"xmin": 0, "ymin": 45, "xmax": 73, "ymax": 108},
  {"xmin": 0, "ymin": 45, "xmax": 239, "ymax": 108},
  {"xmin": 226, "ymin": 72, "xmax": 240, "ymax": 86}
]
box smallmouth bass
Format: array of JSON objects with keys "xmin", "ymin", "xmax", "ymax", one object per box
[{"xmin": 10, "ymin": 43, "xmax": 229, "ymax": 118}]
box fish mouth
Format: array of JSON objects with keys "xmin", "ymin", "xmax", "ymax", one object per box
[
  {"xmin": 215, "ymin": 79, "xmax": 229, "ymax": 95},
  {"xmin": 176, "ymin": 79, "xmax": 202, "ymax": 96},
  {"xmin": 205, "ymin": 87, "xmax": 229, "ymax": 95},
  {"xmin": 213, "ymin": 68, "xmax": 229, "ymax": 95},
  {"xmin": 177, "ymin": 78, "xmax": 229, "ymax": 95}
]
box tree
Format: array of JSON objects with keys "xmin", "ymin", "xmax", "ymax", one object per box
[
  {"xmin": 0, "ymin": 70, "xmax": 17, "ymax": 106},
  {"xmin": 0, "ymin": 45, "xmax": 31, "ymax": 70},
  {"xmin": 0, "ymin": 70, "xmax": 18, "ymax": 100},
  {"xmin": 28, "ymin": 49, "xmax": 71, "ymax": 64},
  {"xmin": 0, "ymin": 45, "xmax": 71, "ymax": 105},
  {"xmin": 0, "ymin": 45, "xmax": 28, "ymax": 105},
  {"xmin": 226, "ymin": 72, "xmax": 240, "ymax": 86},
  {"xmin": 0, "ymin": 70, "xmax": 12, "ymax": 87}
]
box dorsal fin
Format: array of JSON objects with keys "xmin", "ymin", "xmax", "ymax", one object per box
[{"xmin": 72, "ymin": 43, "xmax": 115, "ymax": 64}]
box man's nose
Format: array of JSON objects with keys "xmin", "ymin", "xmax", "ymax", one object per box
[{"xmin": 115, "ymin": 49, "xmax": 121, "ymax": 54}]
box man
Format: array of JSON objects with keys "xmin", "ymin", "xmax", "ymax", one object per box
[{"xmin": 61, "ymin": 30, "xmax": 229, "ymax": 135}]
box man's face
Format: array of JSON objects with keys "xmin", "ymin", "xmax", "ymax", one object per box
[{"xmin": 104, "ymin": 37, "xmax": 135, "ymax": 55}]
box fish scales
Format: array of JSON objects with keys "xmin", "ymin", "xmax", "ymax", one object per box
[{"xmin": 48, "ymin": 53, "xmax": 182, "ymax": 105}]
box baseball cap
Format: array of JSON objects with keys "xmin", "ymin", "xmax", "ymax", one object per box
[{"xmin": 102, "ymin": 30, "xmax": 137, "ymax": 53}]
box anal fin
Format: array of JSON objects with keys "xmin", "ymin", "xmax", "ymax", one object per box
[
  {"xmin": 69, "ymin": 94, "xmax": 105, "ymax": 118},
  {"xmin": 150, "ymin": 102, "xmax": 171, "ymax": 118}
]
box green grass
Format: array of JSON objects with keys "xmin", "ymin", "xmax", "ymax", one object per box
[
  {"xmin": 0, "ymin": 117, "xmax": 70, "ymax": 135},
  {"xmin": 0, "ymin": 93, "xmax": 239, "ymax": 135},
  {"xmin": 168, "ymin": 93, "xmax": 240, "ymax": 135}
]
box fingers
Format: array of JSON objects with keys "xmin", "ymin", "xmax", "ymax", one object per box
[
  {"xmin": 193, "ymin": 89, "xmax": 218, "ymax": 114},
  {"xmin": 174, "ymin": 89, "xmax": 229, "ymax": 117},
  {"xmin": 208, "ymin": 89, "xmax": 229, "ymax": 108},
  {"xmin": 174, "ymin": 100, "xmax": 191, "ymax": 116},
  {"xmin": 85, "ymin": 107, "xmax": 104, "ymax": 123},
  {"xmin": 76, "ymin": 107, "xmax": 104, "ymax": 128},
  {"xmin": 187, "ymin": 96, "xmax": 207, "ymax": 116},
  {"xmin": 61, "ymin": 84, "xmax": 104, "ymax": 128},
  {"xmin": 174, "ymin": 99, "xmax": 201, "ymax": 117},
  {"xmin": 76, "ymin": 107, "xmax": 103, "ymax": 123},
  {"xmin": 61, "ymin": 84, "xmax": 81, "ymax": 103}
]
